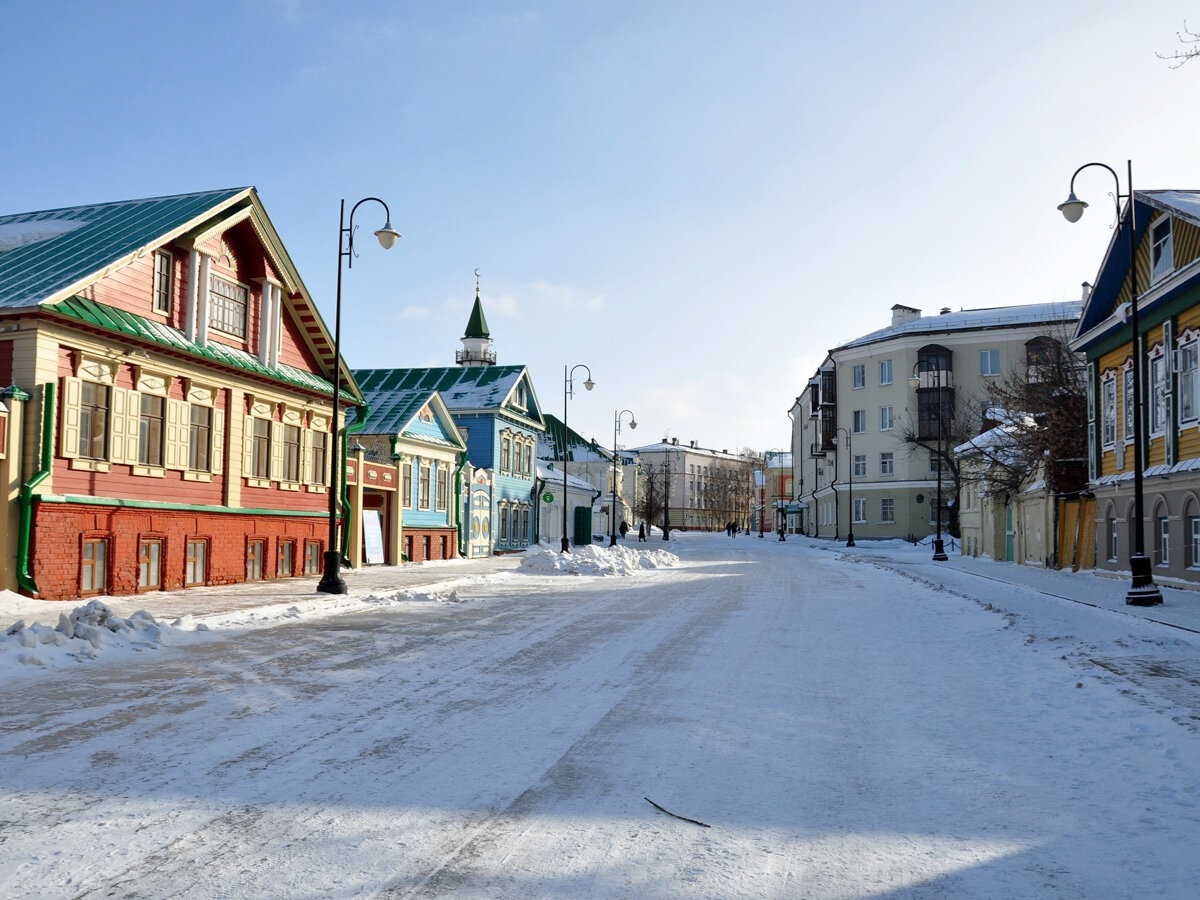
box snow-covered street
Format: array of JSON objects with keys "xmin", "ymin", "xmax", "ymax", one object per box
[{"xmin": 2, "ymin": 535, "xmax": 1200, "ymax": 898}]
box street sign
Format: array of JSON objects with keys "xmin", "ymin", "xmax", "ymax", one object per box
[{"xmin": 542, "ymin": 492, "xmax": 554, "ymax": 503}]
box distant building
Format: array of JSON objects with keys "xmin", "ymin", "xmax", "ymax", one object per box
[
  {"xmin": 631, "ymin": 438, "xmax": 755, "ymax": 533},
  {"xmin": 790, "ymin": 301, "xmax": 1082, "ymax": 544}
]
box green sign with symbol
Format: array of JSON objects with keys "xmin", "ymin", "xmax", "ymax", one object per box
[{"xmin": 542, "ymin": 492, "xmax": 554, "ymax": 503}]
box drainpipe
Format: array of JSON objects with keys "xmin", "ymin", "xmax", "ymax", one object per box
[
  {"xmin": 533, "ymin": 471, "xmax": 546, "ymax": 543},
  {"xmin": 340, "ymin": 401, "xmax": 369, "ymax": 568},
  {"xmin": 16, "ymin": 382, "xmax": 52, "ymax": 597},
  {"xmin": 455, "ymin": 450, "xmax": 469, "ymax": 558}
]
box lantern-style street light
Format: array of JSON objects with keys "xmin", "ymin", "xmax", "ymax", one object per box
[
  {"xmin": 610, "ymin": 409, "xmax": 636, "ymax": 545},
  {"xmin": 318, "ymin": 198, "xmax": 401, "ymax": 595},
  {"xmin": 561, "ymin": 363, "xmax": 595, "ymax": 552},
  {"xmin": 1058, "ymin": 160, "xmax": 1162, "ymax": 606}
]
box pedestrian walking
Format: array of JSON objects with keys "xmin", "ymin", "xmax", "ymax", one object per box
[
  {"xmin": 619, "ymin": 520, "xmax": 629, "ymax": 539},
  {"xmin": 638, "ymin": 522, "xmax": 647, "ymax": 542}
]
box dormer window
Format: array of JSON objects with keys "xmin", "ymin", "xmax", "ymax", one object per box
[
  {"xmin": 209, "ymin": 274, "xmax": 248, "ymax": 338},
  {"xmin": 1151, "ymin": 217, "xmax": 1174, "ymax": 281}
]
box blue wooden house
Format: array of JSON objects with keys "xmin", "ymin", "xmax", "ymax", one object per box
[{"xmin": 352, "ymin": 284, "xmax": 545, "ymax": 554}]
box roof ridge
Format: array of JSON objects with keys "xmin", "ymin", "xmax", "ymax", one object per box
[{"xmin": 1, "ymin": 187, "xmax": 250, "ymax": 220}]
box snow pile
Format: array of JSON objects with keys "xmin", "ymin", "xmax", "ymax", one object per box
[
  {"xmin": 520, "ymin": 542, "xmax": 679, "ymax": 576},
  {"xmin": 0, "ymin": 600, "xmax": 181, "ymax": 673}
]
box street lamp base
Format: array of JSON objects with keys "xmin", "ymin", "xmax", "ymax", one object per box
[
  {"xmin": 932, "ymin": 538, "xmax": 948, "ymax": 561},
  {"xmin": 317, "ymin": 551, "xmax": 348, "ymax": 594},
  {"xmin": 1126, "ymin": 554, "xmax": 1163, "ymax": 606},
  {"xmin": 609, "ymin": 534, "xmax": 617, "ymax": 547},
  {"xmin": 846, "ymin": 532, "xmax": 855, "ymax": 547},
  {"xmin": 779, "ymin": 530, "xmax": 785, "ymax": 542},
  {"xmin": 561, "ymin": 537, "xmax": 570, "ymax": 553}
]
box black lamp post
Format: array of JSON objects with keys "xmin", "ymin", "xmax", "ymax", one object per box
[
  {"xmin": 561, "ymin": 363, "xmax": 595, "ymax": 552},
  {"xmin": 610, "ymin": 409, "xmax": 636, "ymax": 546},
  {"xmin": 766, "ymin": 448, "xmax": 787, "ymax": 541},
  {"xmin": 661, "ymin": 452, "xmax": 674, "ymax": 540},
  {"xmin": 909, "ymin": 360, "xmax": 948, "ymax": 561},
  {"xmin": 1058, "ymin": 160, "xmax": 1162, "ymax": 606},
  {"xmin": 318, "ymin": 198, "xmax": 401, "ymax": 595},
  {"xmin": 833, "ymin": 428, "xmax": 856, "ymax": 547}
]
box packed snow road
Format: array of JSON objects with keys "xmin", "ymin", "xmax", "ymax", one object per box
[{"xmin": 2, "ymin": 535, "xmax": 1199, "ymax": 898}]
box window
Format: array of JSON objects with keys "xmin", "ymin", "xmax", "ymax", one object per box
[
  {"xmin": 208, "ymin": 274, "xmax": 249, "ymax": 338},
  {"xmin": 1157, "ymin": 516, "xmax": 1170, "ymax": 566},
  {"xmin": 852, "ymin": 497, "xmax": 866, "ymax": 524},
  {"xmin": 521, "ymin": 505, "xmax": 531, "ymax": 542},
  {"xmin": 136, "ymin": 394, "xmax": 165, "ymax": 467},
  {"xmin": 853, "ymin": 454, "xmax": 866, "ymax": 478},
  {"xmin": 251, "ymin": 418, "xmax": 271, "ymax": 478},
  {"xmin": 305, "ymin": 541, "xmax": 322, "ymax": 574},
  {"xmin": 246, "ymin": 539, "xmax": 265, "ymax": 581},
  {"xmin": 185, "ymin": 539, "xmax": 207, "ymax": 586},
  {"xmin": 79, "ymin": 382, "xmax": 110, "ymax": 459},
  {"xmin": 1101, "ymin": 375, "xmax": 1117, "ymax": 448},
  {"xmin": 879, "ymin": 359, "xmax": 893, "ymax": 385},
  {"xmin": 980, "ymin": 349, "xmax": 1000, "ymax": 377},
  {"xmin": 1123, "ymin": 367, "xmax": 1134, "ymax": 443},
  {"xmin": 436, "ymin": 462, "xmax": 448, "ymax": 511},
  {"xmin": 880, "ymin": 498, "xmax": 895, "ymax": 523},
  {"xmin": 1181, "ymin": 340, "xmax": 1199, "ymax": 423},
  {"xmin": 81, "ymin": 538, "xmax": 107, "ymax": 595},
  {"xmin": 880, "ymin": 452, "xmax": 894, "ymax": 475},
  {"xmin": 153, "ymin": 250, "xmax": 173, "ymax": 314},
  {"xmin": 1151, "ymin": 217, "xmax": 1173, "ymax": 281},
  {"xmin": 852, "ymin": 410, "xmax": 866, "ymax": 433},
  {"xmin": 1150, "ymin": 354, "xmax": 1167, "ymax": 434},
  {"xmin": 1191, "ymin": 517, "xmax": 1200, "ymax": 569},
  {"xmin": 138, "ymin": 539, "xmax": 163, "ymax": 590},
  {"xmin": 310, "ymin": 430, "xmax": 328, "ymax": 484},
  {"xmin": 189, "ymin": 405, "xmax": 212, "ymax": 470},
  {"xmin": 879, "ymin": 406, "xmax": 893, "ymax": 431},
  {"xmin": 852, "ymin": 364, "xmax": 865, "ymax": 389},
  {"xmin": 402, "ymin": 460, "xmax": 413, "ymax": 508},
  {"xmin": 501, "ymin": 434, "xmax": 512, "ymax": 474},
  {"xmin": 498, "ymin": 503, "xmax": 509, "ymax": 542},
  {"xmin": 282, "ymin": 424, "xmax": 301, "ymax": 483},
  {"xmin": 277, "ymin": 540, "xmax": 295, "ymax": 577},
  {"xmin": 930, "ymin": 451, "xmax": 941, "ymax": 475},
  {"xmin": 1108, "ymin": 515, "xmax": 1119, "ymax": 562},
  {"xmin": 419, "ymin": 461, "xmax": 431, "ymax": 509}
]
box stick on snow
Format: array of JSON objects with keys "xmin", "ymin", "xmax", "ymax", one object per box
[{"xmin": 644, "ymin": 796, "xmax": 711, "ymax": 828}]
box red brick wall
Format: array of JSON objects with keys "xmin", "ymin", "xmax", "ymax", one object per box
[
  {"xmin": 30, "ymin": 502, "xmax": 327, "ymax": 602},
  {"xmin": 403, "ymin": 528, "xmax": 458, "ymax": 563}
]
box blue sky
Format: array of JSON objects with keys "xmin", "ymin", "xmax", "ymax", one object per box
[{"xmin": 3, "ymin": 1, "xmax": 1198, "ymax": 454}]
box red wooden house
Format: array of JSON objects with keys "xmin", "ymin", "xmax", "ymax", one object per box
[{"xmin": 0, "ymin": 188, "xmax": 361, "ymax": 600}]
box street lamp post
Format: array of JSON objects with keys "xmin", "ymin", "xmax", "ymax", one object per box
[
  {"xmin": 561, "ymin": 364, "xmax": 595, "ymax": 552},
  {"xmin": 318, "ymin": 198, "xmax": 401, "ymax": 595},
  {"xmin": 766, "ymin": 448, "xmax": 787, "ymax": 541},
  {"xmin": 833, "ymin": 429, "xmax": 856, "ymax": 547},
  {"xmin": 1058, "ymin": 160, "xmax": 1162, "ymax": 606},
  {"xmin": 610, "ymin": 409, "xmax": 637, "ymax": 546},
  {"xmin": 909, "ymin": 360, "xmax": 948, "ymax": 561}
]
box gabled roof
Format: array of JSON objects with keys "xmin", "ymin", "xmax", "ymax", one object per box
[
  {"xmin": 348, "ymin": 387, "xmax": 466, "ymax": 452},
  {"xmin": 0, "ymin": 188, "xmax": 248, "ymax": 310},
  {"xmin": 0, "ymin": 187, "xmax": 361, "ymax": 404},
  {"xmin": 536, "ymin": 459, "xmax": 602, "ymax": 495},
  {"xmin": 838, "ymin": 302, "xmax": 1081, "ymax": 352},
  {"xmin": 539, "ymin": 413, "xmax": 613, "ymax": 463},
  {"xmin": 1074, "ymin": 190, "xmax": 1200, "ymax": 344},
  {"xmin": 353, "ymin": 366, "xmax": 544, "ymax": 428}
]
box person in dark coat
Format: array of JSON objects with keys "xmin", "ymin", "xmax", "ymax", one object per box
[
  {"xmin": 619, "ymin": 520, "xmax": 629, "ymax": 539},
  {"xmin": 637, "ymin": 522, "xmax": 647, "ymax": 542}
]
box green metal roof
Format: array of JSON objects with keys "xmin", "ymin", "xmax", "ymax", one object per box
[
  {"xmin": 354, "ymin": 365, "xmax": 537, "ymax": 417},
  {"xmin": 541, "ymin": 413, "xmax": 612, "ymax": 462},
  {"xmin": 463, "ymin": 290, "xmax": 490, "ymax": 339},
  {"xmin": 47, "ymin": 295, "xmax": 351, "ymax": 400},
  {"xmin": 0, "ymin": 188, "xmax": 249, "ymax": 309}
]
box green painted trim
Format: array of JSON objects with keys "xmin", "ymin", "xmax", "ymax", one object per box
[
  {"xmin": 17, "ymin": 382, "xmax": 54, "ymax": 597},
  {"xmin": 36, "ymin": 494, "xmax": 323, "ymax": 517}
]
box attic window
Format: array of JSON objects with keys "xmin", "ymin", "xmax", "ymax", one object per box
[
  {"xmin": 1151, "ymin": 217, "xmax": 1173, "ymax": 281},
  {"xmin": 208, "ymin": 274, "xmax": 248, "ymax": 338},
  {"xmin": 0, "ymin": 219, "xmax": 85, "ymax": 253},
  {"xmin": 514, "ymin": 383, "xmax": 527, "ymax": 410}
]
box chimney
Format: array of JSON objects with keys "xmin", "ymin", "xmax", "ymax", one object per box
[
  {"xmin": 689, "ymin": 440, "xmax": 697, "ymax": 448},
  {"xmin": 1081, "ymin": 281, "xmax": 1092, "ymax": 301},
  {"xmin": 891, "ymin": 304, "xmax": 921, "ymax": 326},
  {"xmin": 671, "ymin": 437, "xmax": 679, "ymax": 445},
  {"xmin": 940, "ymin": 307, "xmax": 952, "ymax": 315}
]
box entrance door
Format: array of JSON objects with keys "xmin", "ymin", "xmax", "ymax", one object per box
[{"xmin": 1005, "ymin": 502, "xmax": 1015, "ymax": 561}]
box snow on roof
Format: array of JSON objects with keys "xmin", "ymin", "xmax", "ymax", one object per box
[
  {"xmin": 632, "ymin": 441, "xmax": 744, "ymax": 460},
  {"xmin": 354, "ymin": 366, "xmax": 534, "ymax": 417},
  {"xmin": 536, "ymin": 459, "xmax": 600, "ymax": 492},
  {"xmin": 839, "ymin": 301, "xmax": 1082, "ymax": 351},
  {"xmin": 1140, "ymin": 190, "xmax": 1200, "ymax": 224}
]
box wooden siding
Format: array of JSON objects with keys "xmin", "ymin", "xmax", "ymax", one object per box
[{"xmin": 277, "ymin": 309, "xmax": 320, "ymax": 371}]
